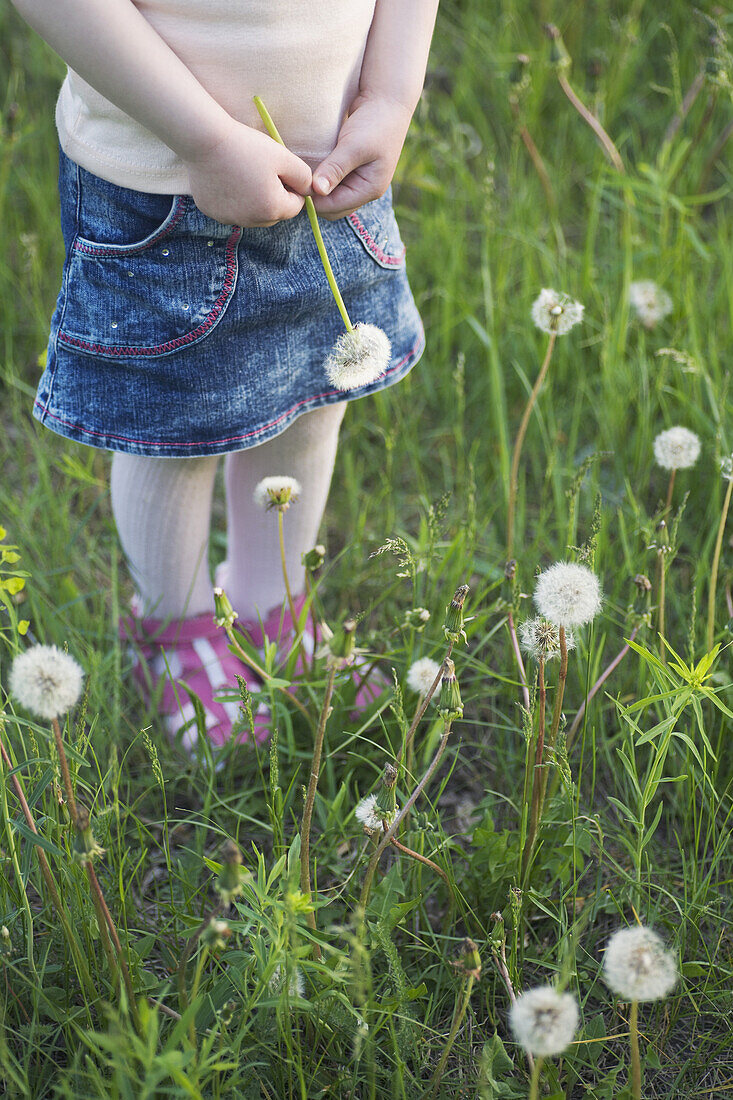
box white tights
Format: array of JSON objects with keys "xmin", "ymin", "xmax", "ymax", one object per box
[{"xmin": 110, "ymin": 403, "xmax": 346, "ymax": 621}]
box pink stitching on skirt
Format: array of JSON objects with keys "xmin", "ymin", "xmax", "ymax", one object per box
[{"xmin": 348, "ymin": 212, "xmax": 405, "ymax": 266}]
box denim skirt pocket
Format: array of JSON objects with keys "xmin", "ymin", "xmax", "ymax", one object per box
[
  {"xmin": 57, "ymin": 159, "xmax": 240, "ymax": 359},
  {"xmin": 345, "ymin": 186, "xmax": 407, "ymax": 270}
]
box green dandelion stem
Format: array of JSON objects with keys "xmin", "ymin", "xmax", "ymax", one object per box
[
  {"xmin": 426, "ymin": 971, "xmax": 477, "ymax": 1099},
  {"xmin": 277, "ymin": 509, "xmax": 300, "ymax": 649},
  {"xmin": 534, "ymin": 628, "xmax": 568, "ymax": 844},
  {"xmin": 707, "ymin": 474, "xmax": 733, "ymax": 652},
  {"xmin": 529, "ymin": 1055, "xmax": 545, "ymax": 1100},
  {"xmin": 0, "ymin": 728, "xmax": 96, "ymax": 1000},
  {"xmin": 300, "ymin": 664, "xmax": 337, "ymax": 957},
  {"xmin": 253, "ymin": 96, "xmax": 353, "ymax": 333},
  {"xmin": 52, "ymin": 716, "xmax": 77, "ymax": 824},
  {"xmin": 665, "ymin": 468, "xmax": 676, "ymax": 514},
  {"xmin": 507, "ymin": 330, "xmax": 557, "ymax": 561},
  {"xmin": 658, "ymin": 552, "xmax": 667, "ymax": 667},
  {"xmin": 522, "ymin": 655, "xmax": 546, "ymax": 880},
  {"xmin": 630, "ymin": 999, "xmax": 641, "ymax": 1100},
  {"xmin": 224, "ymin": 623, "xmax": 313, "ymax": 727}
]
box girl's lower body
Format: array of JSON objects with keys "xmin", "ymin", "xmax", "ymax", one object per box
[{"xmin": 35, "ymin": 149, "xmax": 424, "ymax": 751}]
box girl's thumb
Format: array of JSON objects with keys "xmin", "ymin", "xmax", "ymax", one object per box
[{"xmin": 313, "ymin": 143, "xmax": 359, "ymax": 196}]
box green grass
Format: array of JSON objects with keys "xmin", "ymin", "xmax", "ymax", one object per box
[{"xmin": 1, "ymin": 1, "xmax": 732, "ymax": 1097}]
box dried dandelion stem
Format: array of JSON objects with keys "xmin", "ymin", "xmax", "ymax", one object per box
[
  {"xmin": 566, "ymin": 624, "xmax": 639, "ymax": 750},
  {"xmin": 507, "ymin": 331, "xmax": 557, "ymax": 560},
  {"xmin": 707, "ymin": 474, "xmax": 733, "ymax": 652},
  {"xmin": 51, "ymin": 716, "xmax": 77, "ymax": 822},
  {"xmin": 390, "ymin": 836, "xmax": 449, "ymax": 886},
  {"xmin": 254, "ymin": 95, "xmax": 353, "ymax": 332},
  {"xmin": 507, "ymin": 610, "xmax": 531, "ymax": 713}
]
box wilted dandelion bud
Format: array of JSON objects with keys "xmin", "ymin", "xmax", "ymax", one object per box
[
  {"xmin": 218, "ymin": 999, "xmax": 238, "ymax": 1026},
  {"xmin": 324, "ymin": 617, "xmax": 357, "ymax": 669},
  {"xmin": 269, "ymin": 963, "xmax": 305, "ymax": 998},
  {"xmin": 216, "ymin": 839, "xmax": 248, "ymax": 904},
  {"xmin": 629, "ymin": 281, "xmax": 673, "ymax": 329},
  {"xmin": 519, "ymin": 616, "xmax": 576, "ymax": 661},
  {"xmin": 443, "ymin": 584, "xmax": 470, "ymax": 643},
  {"xmin": 9, "ymin": 644, "xmax": 84, "ymax": 720},
  {"xmin": 202, "ymin": 917, "xmax": 232, "ymax": 953},
  {"xmin": 508, "ymin": 53, "xmax": 531, "ymax": 96},
  {"xmin": 213, "ymin": 587, "xmax": 238, "ymax": 630},
  {"xmin": 633, "ymin": 573, "xmax": 652, "ymax": 593},
  {"xmin": 438, "ymin": 658, "xmax": 463, "ymax": 721},
  {"xmin": 653, "ymin": 426, "xmax": 701, "ymax": 471},
  {"xmin": 324, "ymin": 323, "xmax": 391, "ymax": 391},
  {"xmin": 253, "ymin": 475, "xmax": 302, "ymax": 511},
  {"xmin": 72, "ymin": 806, "xmax": 105, "ymax": 865},
  {"xmin": 403, "ymin": 606, "xmax": 431, "ymax": 631},
  {"xmin": 453, "ymin": 937, "xmax": 482, "ymax": 980},
  {"xmin": 543, "ymin": 23, "xmax": 571, "ymax": 70},
  {"xmin": 510, "ymin": 986, "xmax": 579, "ymax": 1057},
  {"xmin": 381, "ymin": 762, "xmax": 398, "ymax": 789},
  {"xmin": 602, "ymin": 925, "xmax": 678, "ymax": 1002},
  {"xmin": 406, "ymin": 656, "xmax": 442, "ymax": 696},
  {"xmin": 720, "ymin": 454, "xmax": 733, "ymax": 481},
  {"xmin": 302, "ymin": 544, "xmax": 326, "ymax": 571},
  {"xmin": 534, "ymin": 561, "xmax": 603, "ymax": 628},
  {"xmin": 531, "ymin": 288, "xmax": 584, "ymax": 335},
  {"xmin": 504, "ymin": 558, "xmax": 517, "ymax": 582},
  {"xmin": 1, "ymin": 926, "xmax": 12, "ymax": 958}
]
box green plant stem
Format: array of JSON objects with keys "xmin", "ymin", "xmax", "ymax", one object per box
[
  {"xmin": 177, "ymin": 899, "xmax": 224, "ymax": 1015},
  {"xmin": 277, "ymin": 510, "xmax": 299, "ymax": 633},
  {"xmin": 707, "ymin": 475, "xmax": 733, "ymax": 652},
  {"xmin": 253, "ymin": 95, "xmax": 353, "ymax": 332},
  {"xmin": 86, "ymin": 860, "xmax": 141, "ymax": 1032},
  {"xmin": 507, "ymin": 610, "xmax": 531, "ymax": 713},
  {"xmin": 658, "ymin": 552, "xmax": 667, "ymax": 667},
  {"xmin": 0, "ymin": 733, "xmax": 96, "ymax": 1000},
  {"xmin": 529, "ymin": 1055, "xmax": 545, "ymax": 1100},
  {"xmin": 51, "ymin": 716, "xmax": 77, "ymax": 823},
  {"xmin": 188, "ymin": 946, "xmax": 210, "ymax": 1047},
  {"xmin": 396, "ymin": 652, "xmax": 450, "ymax": 767},
  {"xmin": 665, "ymin": 469, "xmax": 676, "ymax": 514},
  {"xmin": 530, "ymin": 628, "xmax": 569, "ymax": 869},
  {"xmin": 300, "ymin": 665, "xmax": 337, "ymax": 955},
  {"xmin": 426, "ymin": 972, "xmax": 476, "ymax": 1099},
  {"xmin": 507, "ymin": 330, "xmax": 557, "ymax": 561},
  {"xmin": 630, "ymin": 999, "xmax": 641, "ymax": 1100},
  {"xmin": 0, "ymin": 755, "xmax": 37, "ymax": 979},
  {"xmin": 522, "ymin": 656, "xmax": 546, "ymax": 880}
]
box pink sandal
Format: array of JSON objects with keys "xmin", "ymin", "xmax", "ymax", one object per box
[
  {"xmin": 121, "ymin": 603, "xmax": 270, "ymax": 752},
  {"xmin": 215, "ymin": 564, "xmax": 389, "ymax": 712}
]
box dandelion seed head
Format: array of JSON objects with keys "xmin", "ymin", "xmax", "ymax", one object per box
[
  {"xmin": 324, "ymin": 323, "xmax": 391, "ymax": 391},
  {"xmin": 721, "ymin": 453, "xmax": 733, "ymax": 481},
  {"xmin": 510, "ymin": 986, "xmax": 579, "ymax": 1056},
  {"xmin": 253, "ymin": 475, "xmax": 302, "ymax": 510},
  {"xmin": 531, "ymin": 288, "xmax": 584, "ymax": 335},
  {"xmin": 519, "ymin": 616, "xmax": 576, "ymax": 661},
  {"xmin": 269, "ymin": 963, "xmax": 305, "ymax": 998},
  {"xmin": 603, "ymin": 925, "xmax": 678, "ymax": 1002},
  {"xmin": 355, "ymin": 794, "xmax": 383, "ymax": 833},
  {"xmin": 653, "ymin": 427, "xmax": 701, "ymax": 471},
  {"xmin": 629, "ymin": 281, "xmax": 673, "ymax": 329},
  {"xmin": 9, "ymin": 645, "xmax": 84, "ymax": 719},
  {"xmin": 534, "ymin": 562, "xmax": 602, "ymax": 628},
  {"xmin": 406, "ymin": 657, "xmax": 441, "ymax": 695}
]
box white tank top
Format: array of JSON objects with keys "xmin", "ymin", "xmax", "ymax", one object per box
[{"xmin": 55, "ymin": 0, "xmax": 377, "ymax": 192}]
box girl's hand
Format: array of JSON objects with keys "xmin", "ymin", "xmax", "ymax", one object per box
[
  {"xmin": 185, "ymin": 118, "xmax": 312, "ymax": 227},
  {"xmin": 310, "ymin": 93, "xmax": 413, "ymax": 219}
]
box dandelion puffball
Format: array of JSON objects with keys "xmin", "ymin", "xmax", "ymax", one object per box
[
  {"xmin": 653, "ymin": 427, "xmax": 701, "ymax": 471},
  {"xmin": 629, "ymin": 281, "xmax": 672, "ymax": 329},
  {"xmin": 9, "ymin": 644, "xmax": 84, "ymax": 719},
  {"xmin": 534, "ymin": 562, "xmax": 602, "ymax": 629},
  {"xmin": 602, "ymin": 925, "xmax": 678, "ymax": 1003},
  {"xmin": 253, "ymin": 475, "xmax": 302, "ymax": 510},
  {"xmin": 531, "ymin": 288, "xmax": 584, "ymax": 335},
  {"xmin": 406, "ymin": 657, "xmax": 442, "ymax": 695},
  {"xmin": 519, "ymin": 616, "xmax": 576, "ymax": 661},
  {"xmin": 510, "ymin": 986, "xmax": 579, "ymax": 1057},
  {"xmin": 355, "ymin": 794, "xmax": 383, "ymax": 833},
  {"xmin": 324, "ymin": 323, "xmax": 391, "ymax": 391}
]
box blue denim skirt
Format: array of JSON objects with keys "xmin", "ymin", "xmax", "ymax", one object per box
[{"xmin": 34, "ymin": 149, "xmax": 425, "ymax": 457}]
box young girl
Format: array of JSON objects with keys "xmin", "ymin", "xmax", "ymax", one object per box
[{"xmin": 12, "ymin": 0, "xmax": 439, "ymax": 748}]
